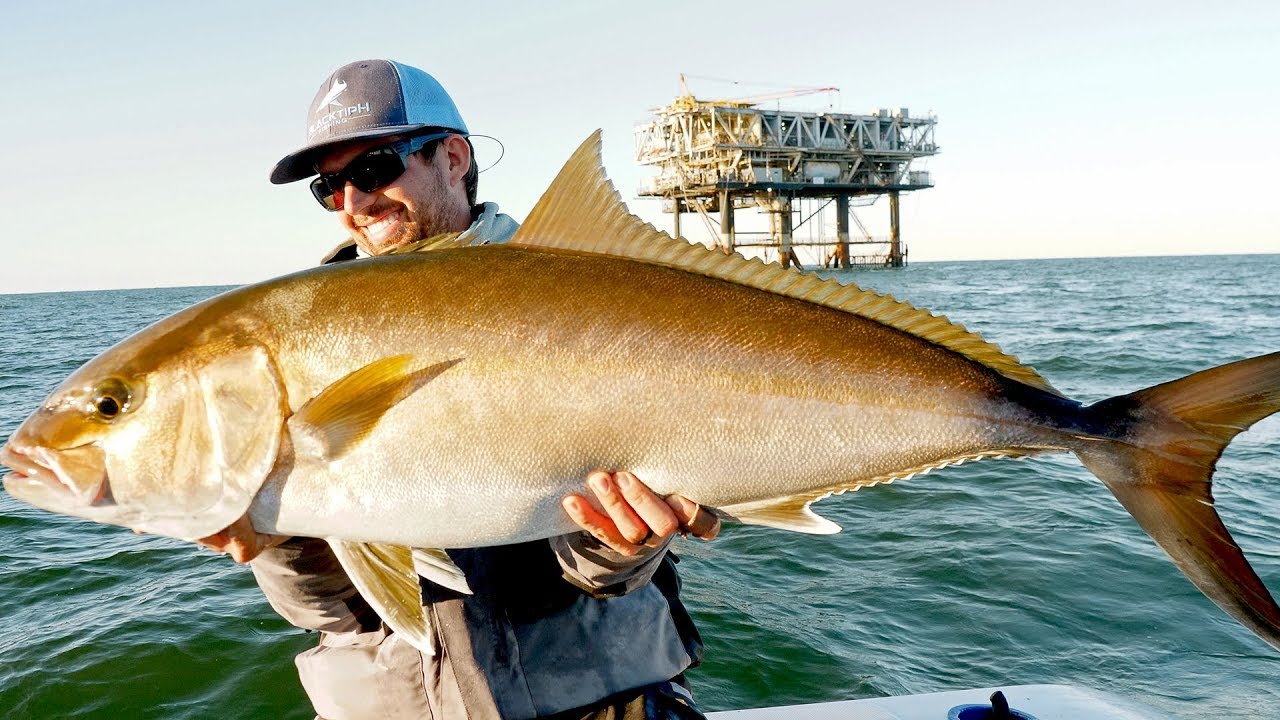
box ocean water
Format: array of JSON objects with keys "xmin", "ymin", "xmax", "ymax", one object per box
[{"xmin": 1, "ymin": 254, "xmax": 1277, "ymax": 719}]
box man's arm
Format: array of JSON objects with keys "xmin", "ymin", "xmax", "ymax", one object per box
[{"xmin": 249, "ymin": 537, "xmax": 378, "ymax": 634}]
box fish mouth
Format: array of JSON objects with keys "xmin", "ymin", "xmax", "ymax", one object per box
[{"xmin": 0, "ymin": 441, "xmax": 113, "ymax": 507}]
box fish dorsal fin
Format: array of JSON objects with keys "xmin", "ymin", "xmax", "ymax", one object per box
[{"xmin": 513, "ymin": 131, "xmax": 1062, "ymax": 396}]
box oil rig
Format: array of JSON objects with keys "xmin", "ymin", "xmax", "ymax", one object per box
[{"xmin": 634, "ymin": 76, "xmax": 938, "ymax": 269}]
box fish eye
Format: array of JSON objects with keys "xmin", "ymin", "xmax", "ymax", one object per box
[
  {"xmin": 90, "ymin": 378, "xmax": 132, "ymax": 421},
  {"xmin": 96, "ymin": 395, "xmax": 121, "ymax": 418}
]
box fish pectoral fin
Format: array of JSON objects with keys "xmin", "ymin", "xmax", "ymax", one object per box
[
  {"xmin": 290, "ymin": 356, "xmax": 462, "ymax": 461},
  {"xmin": 718, "ymin": 495, "xmax": 842, "ymax": 535},
  {"xmin": 328, "ymin": 540, "xmax": 437, "ymax": 656},
  {"xmin": 412, "ymin": 547, "xmax": 472, "ymax": 595}
]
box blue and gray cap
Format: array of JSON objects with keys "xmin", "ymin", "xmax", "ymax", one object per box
[{"xmin": 269, "ymin": 59, "xmax": 469, "ymax": 184}]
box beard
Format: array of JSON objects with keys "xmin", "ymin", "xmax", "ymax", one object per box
[{"xmin": 351, "ymin": 161, "xmax": 457, "ymax": 256}]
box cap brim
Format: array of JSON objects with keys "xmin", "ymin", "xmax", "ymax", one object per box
[{"xmin": 269, "ymin": 124, "xmax": 430, "ymax": 184}]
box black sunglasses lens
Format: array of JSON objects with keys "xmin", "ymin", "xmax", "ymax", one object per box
[
  {"xmin": 347, "ymin": 151, "xmax": 409, "ymax": 193},
  {"xmin": 310, "ymin": 176, "xmax": 341, "ymax": 211}
]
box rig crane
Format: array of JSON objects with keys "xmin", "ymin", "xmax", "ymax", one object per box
[{"xmin": 674, "ymin": 73, "xmax": 839, "ymax": 109}]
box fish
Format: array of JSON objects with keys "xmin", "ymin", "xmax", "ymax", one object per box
[{"xmin": 3, "ymin": 131, "xmax": 1280, "ymax": 656}]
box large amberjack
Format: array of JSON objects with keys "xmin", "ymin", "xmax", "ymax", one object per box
[{"xmin": 3, "ymin": 132, "xmax": 1279, "ymax": 655}]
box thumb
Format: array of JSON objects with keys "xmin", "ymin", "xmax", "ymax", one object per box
[{"xmin": 664, "ymin": 495, "xmax": 721, "ymax": 540}]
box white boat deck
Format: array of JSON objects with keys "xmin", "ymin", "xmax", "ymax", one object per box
[{"xmin": 707, "ymin": 684, "xmax": 1173, "ymax": 720}]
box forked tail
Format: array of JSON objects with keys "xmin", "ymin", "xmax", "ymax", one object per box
[{"xmin": 1075, "ymin": 351, "xmax": 1280, "ymax": 650}]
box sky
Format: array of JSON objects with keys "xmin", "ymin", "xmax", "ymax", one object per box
[{"xmin": 1, "ymin": 0, "xmax": 1276, "ymax": 293}]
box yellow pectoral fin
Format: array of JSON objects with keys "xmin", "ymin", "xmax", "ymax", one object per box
[
  {"xmin": 290, "ymin": 356, "xmax": 462, "ymax": 461},
  {"xmin": 328, "ymin": 541, "xmax": 440, "ymax": 656}
]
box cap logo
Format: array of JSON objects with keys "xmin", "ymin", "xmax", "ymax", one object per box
[
  {"xmin": 308, "ymin": 76, "xmax": 373, "ymax": 140},
  {"xmin": 318, "ymin": 79, "xmax": 348, "ymax": 109}
]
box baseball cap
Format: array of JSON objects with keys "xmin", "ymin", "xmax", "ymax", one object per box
[{"xmin": 270, "ymin": 59, "xmax": 469, "ymax": 184}]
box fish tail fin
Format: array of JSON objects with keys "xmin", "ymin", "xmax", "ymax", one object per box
[{"xmin": 1074, "ymin": 351, "xmax": 1280, "ymax": 650}]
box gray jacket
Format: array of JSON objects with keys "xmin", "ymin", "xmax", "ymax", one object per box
[{"xmin": 252, "ymin": 204, "xmax": 701, "ymax": 720}]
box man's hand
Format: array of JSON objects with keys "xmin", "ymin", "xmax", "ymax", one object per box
[
  {"xmin": 194, "ymin": 513, "xmax": 290, "ymax": 563},
  {"xmin": 562, "ymin": 470, "xmax": 720, "ymax": 556}
]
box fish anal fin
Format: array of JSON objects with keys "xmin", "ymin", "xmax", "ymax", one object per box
[
  {"xmin": 514, "ymin": 131, "xmax": 1061, "ymax": 397},
  {"xmin": 291, "ymin": 356, "xmax": 462, "ymax": 461},
  {"xmin": 328, "ymin": 540, "xmax": 437, "ymax": 656},
  {"xmin": 718, "ymin": 496, "xmax": 841, "ymax": 535},
  {"xmin": 718, "ymin": 450, "xmax": 1034, "ymax": 536}
]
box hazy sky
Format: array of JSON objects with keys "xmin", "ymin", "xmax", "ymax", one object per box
[{"xmin": 2, "ymin": 1, "xmax": 1276, "ymax": 293}]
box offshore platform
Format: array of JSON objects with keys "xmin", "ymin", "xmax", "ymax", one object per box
[{"xmin": 634, "ymin": 76, "xmax": 938, "ymax": 268}]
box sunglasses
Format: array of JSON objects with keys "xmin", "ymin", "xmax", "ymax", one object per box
[{"xmin": 310, "ymin": 132, "xmax": 452, "ymax": 211}]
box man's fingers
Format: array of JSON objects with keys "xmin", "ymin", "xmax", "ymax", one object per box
[
  {"xmin": 566, "ymin": 471, "xmax": 720, "ymax": 553},
  {"xmin": 614, "ymin": 471, "xmax": 680, "ymax": 541},
  {"xmin": 587, "ymin": 471, "xmax": 654, "ymax": 545},
  {"xmin": 226, "ymin": 535, "xmax": 259, "ymax": 564},
  {"xmin": 194, "ymin": 514, "xmax": 289, "ymax": 564},
  {"xmin": 561, "ymin": 494, "xmax": 643, "ymax": 556},
  {"xmin": 195, "ymin": 530, "xmax": 233, "ymax": 553},
  {"xmin": 665, "ymin": 494, "xmax": 721, "ymax": 540}
]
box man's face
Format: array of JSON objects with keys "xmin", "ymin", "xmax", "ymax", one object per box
[{"xmin": 316, "ymin": 136, "xmax": 458, "ymax": 256}]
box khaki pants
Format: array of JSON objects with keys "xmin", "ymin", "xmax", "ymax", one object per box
[{"xmin": 298, "ymin": 627, "xmax": 431, "ymax": 720}]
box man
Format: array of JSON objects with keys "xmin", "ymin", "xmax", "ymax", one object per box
[{"xmin": 200, "ymin": 59, "xmax": 718, "ymax": 720}]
